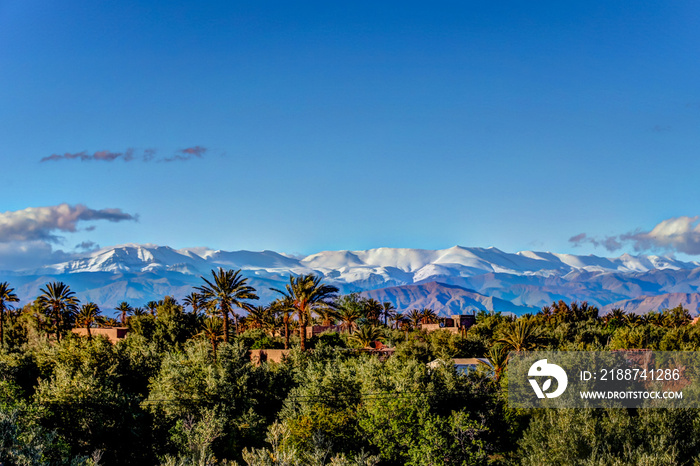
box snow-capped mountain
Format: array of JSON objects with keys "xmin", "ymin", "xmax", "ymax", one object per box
[
  {"xmin": 28, "ymin": 244, "xmax": 699, "ymax": 277},
  {"xmin": 5, "ymin": 243, "xmax": 700, "ymax": 315}
]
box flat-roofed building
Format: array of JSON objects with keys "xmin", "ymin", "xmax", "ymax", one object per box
[
  {"xmin": 71, "ymin": 327, "xmax": 129, "ymax": 344},
  {"xmin": 421, "ymin": 314, "xmax": 476, "ymax": 334}
]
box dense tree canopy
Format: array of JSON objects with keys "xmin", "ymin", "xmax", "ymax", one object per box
[{"xmin": 2, "ymin": 275, "xmax": 700, "ymax": 465}]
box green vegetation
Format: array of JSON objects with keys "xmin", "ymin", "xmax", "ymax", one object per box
[{"xmin": 2, "ymin": 273, "xmax": 700, "ymax": 465}]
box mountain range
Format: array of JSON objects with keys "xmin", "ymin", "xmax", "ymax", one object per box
[{"xmin": 3, "ymin": 243, "xmax": 700, "ymax": 317}]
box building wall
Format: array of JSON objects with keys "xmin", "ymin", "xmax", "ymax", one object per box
[
  {"xmin": 422, "ymin": 324, "xmax": 461, "ymax": 334},
  {"xmin": 305, "ymin": 325, "xmax": 342, "ymax": 338},
  {"xmin": 71, "ymin": 327, "xmax": 129, "ymax": 344},
  {"xmin": 421, "ymin": 315, "xmax": 475, "ymax": 334},
  {"xmin": 249, "ymin": 349, "xmax": 291, "ymax": 365}
]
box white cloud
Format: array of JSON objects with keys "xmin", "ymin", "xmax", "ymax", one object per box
[
  {"xmin": 0, "ymin": 241, "xmax": 74, "ymax": 270},
  {"xmin": 622, "ymin": 216, "xmax": 700, "ymax": 255},
  {"xmin": 0, "ymin": 204, "xmax": 137, "ymax": 243},
  {"xmin": 570, "ymin": 216, "xmax": 700, "ymax": 255}
]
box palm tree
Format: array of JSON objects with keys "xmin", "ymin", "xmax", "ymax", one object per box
[
  {"xmin": 37, "ymin": 282, "xmax": 80, "ymax": 341},
  {"xmin": 98, "ymin": 316, "xmax": 119, "ymax": 328},
  {"xmin": 543, "ymin": 300, "xmax": 599, "ymax": 323},
  {"xmin": 663, "ymin": 305, "xmax": 692, "ymax": 328},
  {"xmin": 316, "ymin": 305, "xmax": 339, "ymax": 327},
  {"xmin": 392, "ymin": 311, "xmax": 407, "ymax": 330},
  {"xmin": 246, "ymin": 305, "xmax": 276, "ymax": 334},
  {"xmin": 183, "ymin": 292, "xmax": 203, "ymax": 315},
  {"xmin": 420, "ymin": 308, "xmax": 438, "ymax": 324},
  {"xmin": 0, "ymin": 282, "xmax": 20, "ymax": 348},
  {"xmin": 145, "ymin": 300, "xmax": 158, "ymax": 316},
  {"xmin": 76, "ymin": 303, "xmax": 101, "ymax": 339},
  {"xmin": 270, "ymin": 297, "xmax": 295, "ymax": 349},
  {"xmin": 197, "ymin": 317, "xmax": 224, "ymax": 362},
  {"xmin": 363, "ymin": 298, "xmax": 383, "ymax": 324},
  {"xmin": 381, "ymin": 302, "xmax": 396, "ymax": 326},
  {"xmin": 115, "ymin": 301, "xmax": 134, "ymax": 325},
  {"xmin": 349, "ymin": 324, "xmax": 385, "ymax": 348},
  {"xmin": 132, "ymin": 307, "xmax": 146, "ymax": 317},
  {"xmin": 539, "ymin": 305, "xmax": 553, "ymax": 323},
  {"xmin": 160, "ymin": 295, "xmax": 179, "ymax": 307},
  {"xmin": 626, "ymin": 313, "xmax": 642, "ymax": 328},
  {"xmin": 644, "ymin": 311, "xmax": 667, "ymax": 327},
  {"xmin": 497, "ymin": 319, "xmax": 543, "ymax": 352},
  {"xmin": 335, "ymin": 293, "xmax": 365, "ymax": 333},
  {"xmin": 407, "ymin": 309, "xmax": 423, "ymax": 329},
  {"xmin": 603, "ymin": 308, "xmax": 626, "ymax": 325},
  {"xmin": 196, "ymin": 269, "xmax": 259, "ymax": 343},
  {"xmin": 479, "ymin": 344, "xmax": 509, "ymax": 382},
  {"xmin": 271, "ymin": 274, "xmax": 338, "ymax": 352}
]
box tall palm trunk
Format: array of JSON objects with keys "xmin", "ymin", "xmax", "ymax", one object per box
[
  {"xmin": 271, "ymin": 274, "xmax": 338, "ymax": 353},
  {"xmin": 196, "ymin": 269, "xmax": 259, "ymax": 346},
  {"xmin": 53, "ymin": 305, "xmax": 61, "ymax": 342},
  {"xmin": 222, "ymin": 311, "xmax": 229, "ymax": 343},
  {"xmin": 284, "ymin": 314, "xmax": 290, "ymax": 350},
  {"xmin": 0, "ymin": 310, "xmax": 4, "ymax": 348},
  {"xmin": 299, "ymin": 313, "xmax": 307, "ymax": 352},
  {"xmin": 211, "ymin": 338, "xmax": 218, "ymax": 362}
]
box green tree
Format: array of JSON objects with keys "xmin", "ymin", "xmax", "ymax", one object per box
[
  {"xmin": 336, "ymin": 293, "xmax": 365, "ymax": 334},
  {"xmin": 663, "ymin": 305, "xmax": 692, "ymax": 328},
  {"xmin": 0, "ymin": 282, "xmax": 20, "ymax": 348},
  {"xmin": 518, "ymin": 408, "xmax": 700, "ymax": 465},
  {"xmin": 315, "ymin": 305, "xmax": 339, "ymax": 327},
  {"xmin": 146, "ymin": 341, "xmax": 277, "ymax": 461},
  {"xmin": 76, "ymin": 302, "xmax": 101, "ymax": 339},
  {"xmin": 183, "ymin": 292, "xmax": 203, "ymax": 316},
  {"xmin": 115, "ymin": 301, "xmax": 134, "ymax": 325},
  {"xmin": 603, "ymin": 308, "xmax": 626, "ymax": 325},
  {"xmin": 542, "ymin": 300, "xmax": 598, "ymax": 323},
  {"xmin": 277, "ymin": 352, "xmax": 364, "ymax": 456},
  {"xmin": 392, "ymin": 311, "xmax": 407, "ymax": 330},
  {"xmin": 197, "ymin": 317, "xmax": 224, "ymax": 362},
  {"xmin": 270, "ymin": 297, "xmax": 295, "ymax": 349},
  {"xmin": 381, "ymin": 301, "xmax": 396, "ymax": 327},
  {"xmin": 349, "ymin": 325, "xmax": 385, "ymax": 348},
  {"xmin": 626, "ymin": 313, "xmax": 643, "ymax": 328},
  {"xmin": 407, "ymin": 309, "xmax": 423, "ymax": 329},
  {"xmin": 99, "ymin": 316, "xmax": 120, "ymax": 328},
  {"xmin": 145, "ymin": 300, "xmax": 159, "ymax": 316},
  {"xmin": 0, "ymin": 405, "xmax": 62, "ymax": 465},
  {"xmin": 407, "ymin": 410, "xmax": 489, "ymax": 466},
  {"xmin": 272, "ymin": 274, "xmax": 338, "ymax": 352},
  {"xmin": 196, "ymin": 269, "xmax": 259, "ymax": 343},
  {"xmin": 363, "ymin": 298, "xmax": 383, "ymax": 325},
  {"xmin": 35, "ymin": 362, "xmax": 147, "ymax": 464},
  {"xmin": 480, "ymin": 343, "xmax": 509, "ymax": 382},
  {"xmin": 497, "ymin": 318, "xmax": 544, "ymax": 351},
  {"xmin": 37, "ymin": 282, "xmax": 79, "ymax": 342},
  {"xmin": 246, "ymin": 305, "xmax": 275, "ymax": 334},
  {"xmin": 420, "ymin": 308, "xmax": 438, "ymax": 324}
]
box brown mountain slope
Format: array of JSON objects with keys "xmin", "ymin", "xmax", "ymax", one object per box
[
  {"xmin": 601, "ymin": 293, "xmax": 700, "ymax": 316},
  {"xmin": 360, "ymin": 281, "xmax": 537, "ymax": 316}
]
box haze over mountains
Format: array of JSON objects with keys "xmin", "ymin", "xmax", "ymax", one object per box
[{"xmin": 3, "ymin": 243, "xmax": 700, "ymax": 316}]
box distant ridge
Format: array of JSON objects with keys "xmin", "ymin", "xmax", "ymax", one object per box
[
  {"xmin": 3, "ymin": 243, "xmax": 700, "ymax": 316},
  {"xmin": 360, "ymin": 282, "xmax": 537, "ymax": 315},
  {"xmin": 601, "ymin": 293, "xmax": 700, "ymax": 315}
]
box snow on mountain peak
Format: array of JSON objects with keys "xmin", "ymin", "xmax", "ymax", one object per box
[
  {"xmin": 21, "ymin": 243, "xmax": 700, "ymax": 283},
  {"xmin": 8, "ymin": 243, "xmax": 700, "ymax": 314}
]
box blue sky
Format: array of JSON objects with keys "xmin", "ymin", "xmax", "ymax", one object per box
[{"xmin": 1, "ymin": 1, "xmax": 699, "ymax": 267}]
